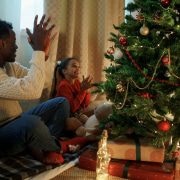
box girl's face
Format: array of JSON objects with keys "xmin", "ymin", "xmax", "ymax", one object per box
[{"xmin": 63, "ymin": 59, "xmax": 80, "ymax": 79}]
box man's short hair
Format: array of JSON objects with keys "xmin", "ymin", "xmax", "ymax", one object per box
[{"xmin": 0, "ymin": 20, "xmax": 13, "ymax": 39}]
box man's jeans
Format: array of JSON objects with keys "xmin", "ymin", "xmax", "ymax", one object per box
[{"xmin": 0, "ymin": 97, "xmax": 70, "ymax": 157}]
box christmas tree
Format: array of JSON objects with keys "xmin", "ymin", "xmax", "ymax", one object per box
[{"xmin": 95, "ymin": 0, "xmax": 180, "ymax": 157}]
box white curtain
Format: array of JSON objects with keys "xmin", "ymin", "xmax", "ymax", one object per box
[{"xmin": 43, "ymin": 0, "xmax": 125, "ymax": 99}]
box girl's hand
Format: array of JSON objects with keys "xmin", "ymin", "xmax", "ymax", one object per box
[{"xmin": 80, "ymin": 75, "xmax": 93, "ymax": 91}]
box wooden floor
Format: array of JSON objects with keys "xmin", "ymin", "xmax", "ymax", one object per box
[{"xmin": 51, "ymin": 166, "xmax": 125, "ymax": 180}]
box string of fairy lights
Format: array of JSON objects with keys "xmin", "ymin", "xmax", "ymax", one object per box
[
  {"xmin": 127, "ymin": 31, "xmax": 174, "ymax": 50},
  {"xmin": 129, "ymin": 51, "xmax": 165, "ymax": 90}
]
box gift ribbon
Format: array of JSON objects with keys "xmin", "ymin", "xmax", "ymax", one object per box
[
  {"xmin": 134, "ymin": 136, "xmax": 141, "ymax": 161},
  {"xmin": 121, "ymin": 136, "xmax": 141, "ymax": 178},
  {"xmin": 122, "ymin": 161, "xmax": 131, "ymax": 178}
]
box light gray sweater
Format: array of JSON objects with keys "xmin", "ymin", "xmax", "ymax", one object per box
[{"xmin": 0, "ymin": 51, "xmax": 46, "ymax": 126}]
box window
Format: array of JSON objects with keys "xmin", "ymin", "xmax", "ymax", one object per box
[
  {"xmin": 20, "ymin": 0, "xmax": 43, "ymax": 30},
  {"xmin": 125, "ymin": 0, "xmax": 138, "ymax": 18},
  {"xmin": 125, "ymin": 0, "xmax": 133, "ymax": 15},
  {"xmin": 125, "ymin": 0, "xmax": 133, "ymax": 7}
]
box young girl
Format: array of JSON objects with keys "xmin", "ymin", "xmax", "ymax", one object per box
[{"xmin": 54, "ymin": 57, "xmax": 93, "ymax": 136}]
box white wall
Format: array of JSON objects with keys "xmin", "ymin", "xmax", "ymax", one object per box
[{"xmin": 0, "ymin": 0, "xmax": 32, "ymax": 67}]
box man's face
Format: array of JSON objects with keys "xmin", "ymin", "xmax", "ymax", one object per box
[{"xmin": 0, "ymin": 29, "xmax": 18, "ymax": 66}]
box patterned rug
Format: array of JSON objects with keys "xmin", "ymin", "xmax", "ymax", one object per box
[{"xmin": 0, "ymin": 145, "xmax": 90, "ymax": 180}]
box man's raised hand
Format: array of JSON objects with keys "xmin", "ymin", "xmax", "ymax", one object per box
[{"xmin": 26, "ymin": 15, "xmax": 55, "ymax": 54}]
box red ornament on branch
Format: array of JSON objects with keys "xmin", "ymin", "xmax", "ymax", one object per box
[
  {"xmin": 136, "ymin": 14, "xmax": 144, "ymax": 21},
  {"xmin": 125, "ymin": 50, "xmax": 180, "ymax": 86},
  {"xmin": 107, "ymin": 47, "xmax": 115, "ymax": 55},
  {"xmin": 119, "ymin": 36, "xmax": 128, "ymax": 46},
  {"xmin": 157, "ymin": 120, "xmax": 171, "ymax": 132},
  {"xmin": 138, "ymin": 92, "xmax": 154, "ymax": 99},
  {"xmin": 172, "ymin": 151, "xmax": 180, "ymax": 158},
  {"xmin": 161, "ymin": 55, "xmax": 171, "ymax": 66},
  {"xmin": 160, "ymin": 0, "xmax": 172, "ymax": 8}
]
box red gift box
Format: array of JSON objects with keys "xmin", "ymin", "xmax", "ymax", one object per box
[
  {"xmin": 175, "ymin": 159, "xmax": 180, "ymax": 180},
  {"xmin": 78, "ymin": 148, "xmax": 174, "ymax": 180}
]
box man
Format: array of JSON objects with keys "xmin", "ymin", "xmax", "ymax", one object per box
[{"xmin": 0, "ymin": 15, "xmax": 90, "ymax": 164}]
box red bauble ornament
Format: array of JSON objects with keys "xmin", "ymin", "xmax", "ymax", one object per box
[
  {"xmin": 136, "ymin": 15, "xmax": 144, "ymax": 21},
  {"xmin": 119, "ymin": 36, "xmax": 128, "ymax": 46},
  {"xmin": 157, "ymin": 120, "xmax": 171, "ymax": 132},
  {"xmin": 161, "ymin": 55, "xmax": 171, "ymax": 65},
  {"xmin": 138, "ymin": 92, "xmax": 154, "ymax": 99},
  {"xmin": 172, "ymin": 151, "xmax": 180, "ymax": 158},
  {"xmin": 160, "ymin": 0, "xmax": 172, "ymax": 8},
  {"xmin": 107, "ymin": 47, "xmax": 115, "ymax": 54}
]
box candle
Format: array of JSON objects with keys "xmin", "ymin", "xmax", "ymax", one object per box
[{"xmin": 96, "ymin": 130, "xmax": 111, "ymax": 180}]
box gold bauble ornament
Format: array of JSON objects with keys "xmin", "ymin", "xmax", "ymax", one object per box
[
  {"xmin": 116, "ymin": 83, "xmax": 124, "ymax": 93},
  {"xmin": 140, "ymin": 24, "xmax": 149, "ymax": 36}
]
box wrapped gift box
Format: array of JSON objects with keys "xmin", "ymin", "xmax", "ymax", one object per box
[
  {"xmin": 107, "ymin": 136, "xmax": 165, "ymax": 163},
  {"xmin": 175, "ymin": 159, "xmax": 180, "ymax": 180},
  {"xmin": 79, "ymin": 148, "xmax": 174, "ymax": 180}
]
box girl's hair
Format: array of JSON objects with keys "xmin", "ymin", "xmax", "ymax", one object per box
[
  {"xmin": 51, "ymin": 57, "xmax": 78, "ymax": 97},
  {"xmin": 56, "ymin": 57, "xmax": 78, "ymax": 78}
]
